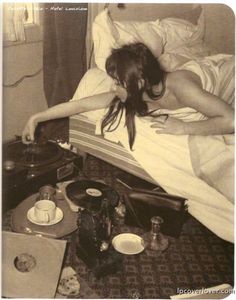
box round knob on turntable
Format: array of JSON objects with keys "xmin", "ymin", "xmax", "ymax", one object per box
[
  {"xmin": 100, "ymin": 241, "xmax": 109, "ymax": 252},
  {"xmin": 3, "ymin": 160, "xmax": 15, "ymax": 171}
]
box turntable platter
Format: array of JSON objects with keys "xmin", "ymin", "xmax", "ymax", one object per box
[
  {"xmin": 66, "ymin": 180, "xmax": 119, "ymax": 211},
  {"xmin": 5, "ymin": 140, "xmax": 64, "ymax": 168}
]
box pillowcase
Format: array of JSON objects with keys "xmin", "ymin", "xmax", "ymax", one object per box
[
  {"xmin": 92, "ymin": 7, "xmax": 209, "ymax": 72},
  {"xmin": 158, "ymin": 9, "xmax": 212, "ymax": 71},
  {"xmin": 92, "ymin": 8, "xmax": 164, "ymax": 71},
  {"xmin": 160, "ymin": 10, "xmax": 205, "ymax": 53}
]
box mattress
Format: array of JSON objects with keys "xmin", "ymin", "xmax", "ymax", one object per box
[{"xmin": 69, "ymin": 115, "xmax": 157, "ymax": 184}]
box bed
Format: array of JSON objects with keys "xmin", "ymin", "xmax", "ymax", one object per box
[{"xmin": 69, "ymin": 4, "xmax": 234, "ymax": 243}]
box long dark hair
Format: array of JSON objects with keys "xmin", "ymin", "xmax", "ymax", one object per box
[{"xmin": 102, "ymin": 43, "xmax": 165, "ymax": 149}]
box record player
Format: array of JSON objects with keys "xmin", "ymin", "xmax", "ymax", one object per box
[
  {"xmin": 2, "ymin": 138, "xmax": 83, "ymax": 213},
  {"xmin": 64, "ymin": 179, "xmax": 122, "ymax": 277}
]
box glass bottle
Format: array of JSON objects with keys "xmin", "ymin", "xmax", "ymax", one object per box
[
  {"xmin": 37, "ymin": 185, "xmax": 56, "ymax": 204},
  {"xmin": 142, "ymin": 216, "xmax": 169, "ymax": 257}
]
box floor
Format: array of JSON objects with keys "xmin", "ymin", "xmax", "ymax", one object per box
[{"xmin": 2, "ymin": 154, "xmax": 234, "ymax": 299}]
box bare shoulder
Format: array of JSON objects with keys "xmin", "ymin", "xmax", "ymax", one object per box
[{"xmin": 166, "ymin": 70, "xmax": 201, "ymax": 88}]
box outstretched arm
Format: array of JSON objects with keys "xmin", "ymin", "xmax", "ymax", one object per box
[
  {"xmin": 22, "ymin": 91, "xmax": 116, "ymax": 143},
  {"xmin": 151, "ymin": 71, "xmax": 234, "ymax": 135}
]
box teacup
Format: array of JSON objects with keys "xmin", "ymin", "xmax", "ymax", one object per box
[{"xmin": 34, "ymin": 200, "xmax": 56, "ymax": 224}]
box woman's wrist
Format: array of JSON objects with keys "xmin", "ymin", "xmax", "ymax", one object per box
[{"xmin": 31, "ymin": 112, "xmax": 44, "ymax": 125}]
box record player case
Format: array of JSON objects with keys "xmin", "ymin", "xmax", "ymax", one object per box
[{"xmin": 2, "ymin": 139, "xmax": 83, "ymax": 213}]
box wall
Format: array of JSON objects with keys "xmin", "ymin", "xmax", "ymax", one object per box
[
  {"xmin": 108, "ymin": 3, "xmax": 235, "ymax": 54},
  {"xmin": 109, "ymin": 3, "xmax": 197, "ymax": 21},
  {"xmin": 203, "ymin": 3, "xmax": 235, "ymax": 54},
  {"xmin": 3, "ymin": 42, "xmax": 48, "ymax": 141}
]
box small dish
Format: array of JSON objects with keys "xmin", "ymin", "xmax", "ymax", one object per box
[
  {"xmin": 112, "ymin": 233, "xmax": 145, "ymax": 255},
  {"xmin": 27, "ymin": 207, "xmax": 63, "ymax": 226}
]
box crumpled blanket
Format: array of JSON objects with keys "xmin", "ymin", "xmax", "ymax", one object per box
[
  {"xmin": 179, "ymin": 54, "xmax": 234, "ymax": 204},
  {"xmin": 71, "ymin": 54, "xmax": 234, "ymax": 242}
]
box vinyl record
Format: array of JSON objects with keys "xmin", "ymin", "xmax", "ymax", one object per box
[
  {"xmin": 66, "ymin": 180, "xmax": 119, "ymax": 211},
  {"xmin": 4, "ymin": 140, "xmax": 63, "ymax": 168}
]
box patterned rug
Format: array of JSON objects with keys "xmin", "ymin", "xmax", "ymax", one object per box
[{"xmin": 2, "ymin": 154, "xmax": 234, "ymax": 299}]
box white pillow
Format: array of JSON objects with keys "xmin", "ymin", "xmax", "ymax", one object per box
[
  {"xmin": 161, "ymin": 14, "xmax": 205, "ymax": 52},
  {"xmin": 92, "ymin": 8, "xmax": 164, "ymax": 71},
  {"xmin": 92, "ymin": 8, "xmax": 209, "ymax": 72},
  {"xmin": 158, "ymin": 11, "xmax": 212, "ymax": 71}
]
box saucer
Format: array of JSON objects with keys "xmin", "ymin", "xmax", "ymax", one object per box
[
  {"xmin": 27, "ymin": 207, "xmax": 63, "ymax": 226},
  {"xmin": 112, "ymin": 233, "xmax": 145, "ymax": 255}
]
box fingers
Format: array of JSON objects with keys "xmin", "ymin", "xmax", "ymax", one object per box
[
  {"xmin": 22, "ymin": 116, "xmax": 38, "ymax": 144},
  {"xmin": 22, "ymin": 129, "xmax": 35, "ymax": 144},
  {"xmin": 150, "ymin": 122, "xmax": 166, "ymax": 135},
  {"xmin": 150, "ymin": 115, "xmax": 169, "ymax": 133},
  {"xmin": 22, "ymin": 134, "xmax": 31, "ymax": 144},
  {"xmin": 112, "ymin": 83, "xmax": 128, "ymax": 103},
  {"xmin": 151, "ymin": 124, "xmax": 167, "ymax": 134},
  {"xmin": 22, "ymin": 136, "xmax": 34, "ymax": 144},
  {"xmin": 116, "ymin": 85, "xmax": 128, "ymax": 103},
  {"xmin": 151, "ymin": 122, "xmax": 166, "ymax": 128},
  {"xmin": 151, "ymin": 114, "xmax": 169, "ymax": 123},
  {"xmin": 22, "ymin": 136, "xmax": 29, "ymax": 144}
]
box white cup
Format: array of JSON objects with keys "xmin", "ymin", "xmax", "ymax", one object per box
[{"xmin": 34, "ymin": 200, "xmax": 56, "ymax": 223}]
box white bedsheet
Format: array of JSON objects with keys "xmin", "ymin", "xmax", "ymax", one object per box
[{"xmin": 71, "ymin": 55, "xmax": 234, "ymax": 242}]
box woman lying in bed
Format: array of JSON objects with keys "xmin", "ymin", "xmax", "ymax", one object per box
[{"xmin": 22, "ymin": 43, "xmax": 234, "ymax": 148}]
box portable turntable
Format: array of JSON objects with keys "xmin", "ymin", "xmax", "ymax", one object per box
[
  {"xmin": 66, "ymin": 180, "xmax": 120, "ymax": 212},
  {"xmin": 2, "ymin": 138, "xmax": 83, "ymax": 213},
  {"xmin": 64, "ymin": 179, "xmax": 122, "ymax": 277}
]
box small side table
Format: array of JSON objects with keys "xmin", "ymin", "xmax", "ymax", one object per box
[{"xmin": 11, "ymin": 193, "xmax": 78, "ymax": 238}]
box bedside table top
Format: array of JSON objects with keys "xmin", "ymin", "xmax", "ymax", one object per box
[{"xmin": 11, "ymin": 193, "xmax": 78, "ymax": 238}]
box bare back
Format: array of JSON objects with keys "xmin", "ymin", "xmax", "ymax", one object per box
[{"xmin": 144, "ymin": 70, "xmax": 202, "ymax": 112}]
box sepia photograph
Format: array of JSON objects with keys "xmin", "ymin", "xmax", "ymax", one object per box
[{"xmin": 1, "ymin": 1, "xmax": 235, "ymax": 298}]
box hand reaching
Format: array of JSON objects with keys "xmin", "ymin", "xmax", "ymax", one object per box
[
  {"xmin": 111, "ymin": 83, "xmax": 128, "ymax": 103},
  {"xmin": 22, "ymin": 116, "xmax": 38, "ymax": 144},
  {"xmin": 150, "ymin": 115, "xmax": 185, "ymax": 135}
]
